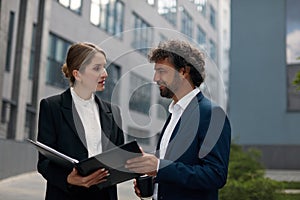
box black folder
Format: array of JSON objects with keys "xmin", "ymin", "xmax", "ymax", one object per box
[{"xmin": 28, "ymin": 139, "xmax": 142, "ymax": 189}]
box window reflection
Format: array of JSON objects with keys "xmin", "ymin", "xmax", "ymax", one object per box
[
  {"xmin": 58, "ymin": 0, "xmax": 82, "ymax": 14},
  {"xmin": 181, "ymin": 8, "xmax": 193, "ymax": 39},
  {"xmin": 286, "ymin": 0, "xmax": 300, "ymax": 111},
  {"xmin": 190, "ymin": 0, "xmax": 207, "ymax": 16},
  {"xmin": 157, "ymin": 0, "xmax": 177, "ymax": 26},
  {"xmin": 90, "ymin": 0, "xmax": 124, "ymax": 38},
  {"xmin": 132, "ymin": 13, "xmax": 153, "ymax": 56},
  {"xmin": 286, "ymin": 0, "xmax": 300, "ymax": 64}
]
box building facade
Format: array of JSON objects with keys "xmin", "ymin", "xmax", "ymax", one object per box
[
  {"xmin": 0, "ymin": 0, "xmax": 229, "ymax": 178},
  {"xmin": 230, "ymin": 0, "xmax": 300, "ymax": 169},
  {"xmin": 0, "ymin": 0, "xmax": 230, "ymax": 179}
]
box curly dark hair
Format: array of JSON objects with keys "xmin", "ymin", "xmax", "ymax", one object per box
[{"xmin": 148, "ymin": 39, "xmax": 206, "ymax": 87}]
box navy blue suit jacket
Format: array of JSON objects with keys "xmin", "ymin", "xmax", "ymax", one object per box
[
  {"xmin": 37, "ymin": 89, "xmax": 124, "ymax": 200},
  {"xmin": 156, "ymin": 92, "xmax": 231, "ymax": 200}
]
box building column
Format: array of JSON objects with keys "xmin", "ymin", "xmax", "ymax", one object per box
[
  {"xmin": 0, "ymin": 0, "xmax": 7, "ymax": 125},
  {"xmin": 29, "ymin": 0, "xmax": 51, "ymax": 139},
  {"xmin": 7, "ymin": 0, "xmax": 35, "ymax": 140}
]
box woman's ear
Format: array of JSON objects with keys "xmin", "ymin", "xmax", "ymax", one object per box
[{"xmin": 72, "ymin": 70, "xmax": 81, "ymax": 81}]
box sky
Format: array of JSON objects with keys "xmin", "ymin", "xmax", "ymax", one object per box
[{"xmin": 286, "ymin": 0, "xmax": 300, "ymax": 64}]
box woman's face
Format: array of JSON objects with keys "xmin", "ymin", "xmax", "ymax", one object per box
[{"xmin": 78, "ymin": 52, "xmax": 108, "ymax": 93}]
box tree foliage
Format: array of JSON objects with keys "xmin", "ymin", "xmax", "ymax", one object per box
[
  {"xmin": 220, "ymin": 144, "xmax": 281, "ymax": 200},
  {"xmin": 293, "ymin": 56, "xmax": 300, "ymax": 90},
  {"xmin": 293, "ymin": 71, "xmax": 300, "ymax": 90}
]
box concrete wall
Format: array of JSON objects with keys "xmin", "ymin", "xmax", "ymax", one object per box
[
  {"xmin": 0, "ymin": 139, "xmax": 37, "ymax": 180},
  {"xmin": 244, "ymin": 145, "xmax": 300, "ymax": 169},
  {"xmin": 230, "ymin": 0, "xmax": 300, "ymax": 168}
]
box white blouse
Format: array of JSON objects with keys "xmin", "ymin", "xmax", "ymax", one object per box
[{"xmin": 71, "ymin": 88, "xmax": 102, "ymax": 157}]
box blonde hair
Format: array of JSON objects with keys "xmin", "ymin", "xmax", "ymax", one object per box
[{"xmin": 62, "ymin": 42, "xmax": 106, "ymax": 86}]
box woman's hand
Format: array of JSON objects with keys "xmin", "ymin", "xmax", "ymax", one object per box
[{"xmin": 67, "ymin": 168, "xmax": 109, "ymax": 188}]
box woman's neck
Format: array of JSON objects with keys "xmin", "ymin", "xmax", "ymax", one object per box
[{"xmin": 73, "ymin": 85, "xmax": 92, "ymax": 100}]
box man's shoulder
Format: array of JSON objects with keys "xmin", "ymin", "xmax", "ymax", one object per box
[{"xmin": 197, "ymin": 93, "xmax": 226, "ymax": 116}]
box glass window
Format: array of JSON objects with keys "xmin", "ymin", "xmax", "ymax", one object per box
[
  {"xmin": 209, "ymin": 39, "xmax": 216, "ymax": 62},
  {"xmin": 209, "ymin": 5, "xmax": 216, "ymax": 29},
  {"xmin": 190, "ymin": 0, "xmax": 206, "ymax": 17},
  {"xmin": 129, "ymin": 73, "xmax": 152, "ymax": 114},
  {"xmin": 96, "ymin": 63, "xmax": 121, "ymax": 103},
  {"xmin": 197, "ymin": 25, "xmax": 206, "ymax": 47},
  {"xmin": 132, "ymin": 13, "xmax": 153, "ymax": 56},
  {"xmin": 157, "ymin": 0, "xmax": 177, "ymax": 26},
  {"xmin": 29, "ymin": 24, "xmax": 36, "ymax": 79},
  {"xmin": 58, "ymin": 0, "xmax": 82, "ymax": 14},
  {"xmin": 114, "ymin": 1, "xmax": 124, "ymax": 37},
  {"xmin": 286, "ymin": 0, "xmax": 300, "ymax": 111},
  {"xmin": 181, "ymin": 8, "xmax": 193, "ymax": 39},
  {"xmin": 147, "ymin": 0, "xmax": 155, "ymax": 6},
  {"xmin": 46, "ymin": 33, "xmax": 72, "ymax": 88},
  {"xmin": 1, "ymin": 99, "xmax": 8, "ymax": 124},
  {"xmin": 90, "ymin": 0, "xmax": 124, "ymax": 38},
  {"xmin": 5, "ymin": 11, "xmax": 15, "ymax": 72}
]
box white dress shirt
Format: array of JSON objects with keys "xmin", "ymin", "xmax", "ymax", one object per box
[
  {"xmin": 71, "ymin": 88, "xmax": 102, "ymax": 157},
  {"xmin": 153, "ymin": 87, "xmax": 200, "ymax": 200}
]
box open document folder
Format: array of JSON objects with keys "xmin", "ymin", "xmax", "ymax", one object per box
[{"xmin": 28, "ymin": 139, "xmax": 143, "ymax": 189}]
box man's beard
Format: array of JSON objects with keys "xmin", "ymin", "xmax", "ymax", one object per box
[
  {"xmin": 158, "ymin": 71, "xmax": 181, "ymax": 99},
  {"xmin": 160, "ymin": 86, "xmax": 174, "ymax": 98}
]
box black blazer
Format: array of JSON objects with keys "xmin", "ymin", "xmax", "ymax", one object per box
[{"xmin": 37, "ymin": 89, "xmax": 124, "ymax": 200}]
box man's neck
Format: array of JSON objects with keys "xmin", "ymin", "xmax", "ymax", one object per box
[{"xmin": 173, "ymin": 85, "xmax": 195, "ymax": 104}]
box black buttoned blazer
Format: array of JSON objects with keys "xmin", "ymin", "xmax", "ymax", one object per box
[{"xmin": 37, "ymin": 88, "xmax": 124, "ymax": 200}]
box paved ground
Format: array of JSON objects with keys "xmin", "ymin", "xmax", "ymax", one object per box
[
  {"xmin": 0, "ymin": 171, "xmax": 139, "ymax": 200},
  {"xmin": 0, "ymin": 170, "xmax": 300, "ymax": 200},
  {"xmin": 265, "ymin": 169, "xmax": 300, "ymax": 182}
]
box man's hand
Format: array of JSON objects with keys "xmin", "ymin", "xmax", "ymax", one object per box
[
  {"xmin": 125, "ymin": 148, "xmax": 158, "ymax": 176},
  {"xmin": 67, "ymin": 168, "xmax": 109, "ymax": 188}
]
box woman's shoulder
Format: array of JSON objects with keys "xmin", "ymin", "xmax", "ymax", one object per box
[{"xmin": 40, "ymin": 89, "xmax": 69, "ymax": 105}]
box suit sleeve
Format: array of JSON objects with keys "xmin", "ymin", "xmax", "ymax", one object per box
[
  {"xmin": 37, "ymin": 98, "xmax": 71, "ymax": 193},
  {"xmin": 156, "ymin": 106, "xmax": 231, "ymax": 190}
]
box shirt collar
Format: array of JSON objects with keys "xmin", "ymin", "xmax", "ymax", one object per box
[
  {"xmin": 71, "ymin": 87, "xmax": 95, "ymax": 105},
  {"xmin": 169, "ymin": 87, "xmax": 200, "ymax": 114}
]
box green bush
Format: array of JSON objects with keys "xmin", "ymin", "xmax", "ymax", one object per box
[
  {"xmin": 220, "ymin": 144, "xmax": 282, "ymax": 200},
  {"xmin": 293, "ymin": 71, "xmax": 300, "ymax": 90}
]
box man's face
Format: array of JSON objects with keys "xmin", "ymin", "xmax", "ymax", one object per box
[{"xmin": 153, "ymin": 58, "xmax": 181, "ymax": 99}]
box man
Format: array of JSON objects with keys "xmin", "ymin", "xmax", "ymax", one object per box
[{"xmin": 126, "ymin": 40, "xmax": 231, "ymax": 200}]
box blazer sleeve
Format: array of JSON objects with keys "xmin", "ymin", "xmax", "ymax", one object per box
[
  {"xmin": 37, "ymin": 98, "xmax": 72, "ymax": 193},
  {"xmin": 156, "ymin": 106, "xmax": 231, "ymax": 190}
]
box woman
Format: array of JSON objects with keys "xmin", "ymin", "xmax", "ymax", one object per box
[{"xmin": 37, "ymin": 42, "xmax": 124, "ymax": 200}]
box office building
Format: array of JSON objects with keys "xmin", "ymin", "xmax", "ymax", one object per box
[
  {"xmin": 0, "ymin": 0, "xmax": 228, "ymax": 178},
  {"xmin": 230, "ymin": 0, "xmax": 300, "ymax": 169}
]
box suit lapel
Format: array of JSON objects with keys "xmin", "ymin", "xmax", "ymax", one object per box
[
  {"xmin": 156, "ymin": 114, "xmax": 172, "ymax": 150},
  {"xmin": 95, "ymin": 96, "xmax": 113, "ymax": 151},
  {"xmin": 60, "ymin": 89, "xmax": 87, "ymax": 148},
  {"xmin": 164, "ymin": 92, "xmax": 203, "ymax": 160}
]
